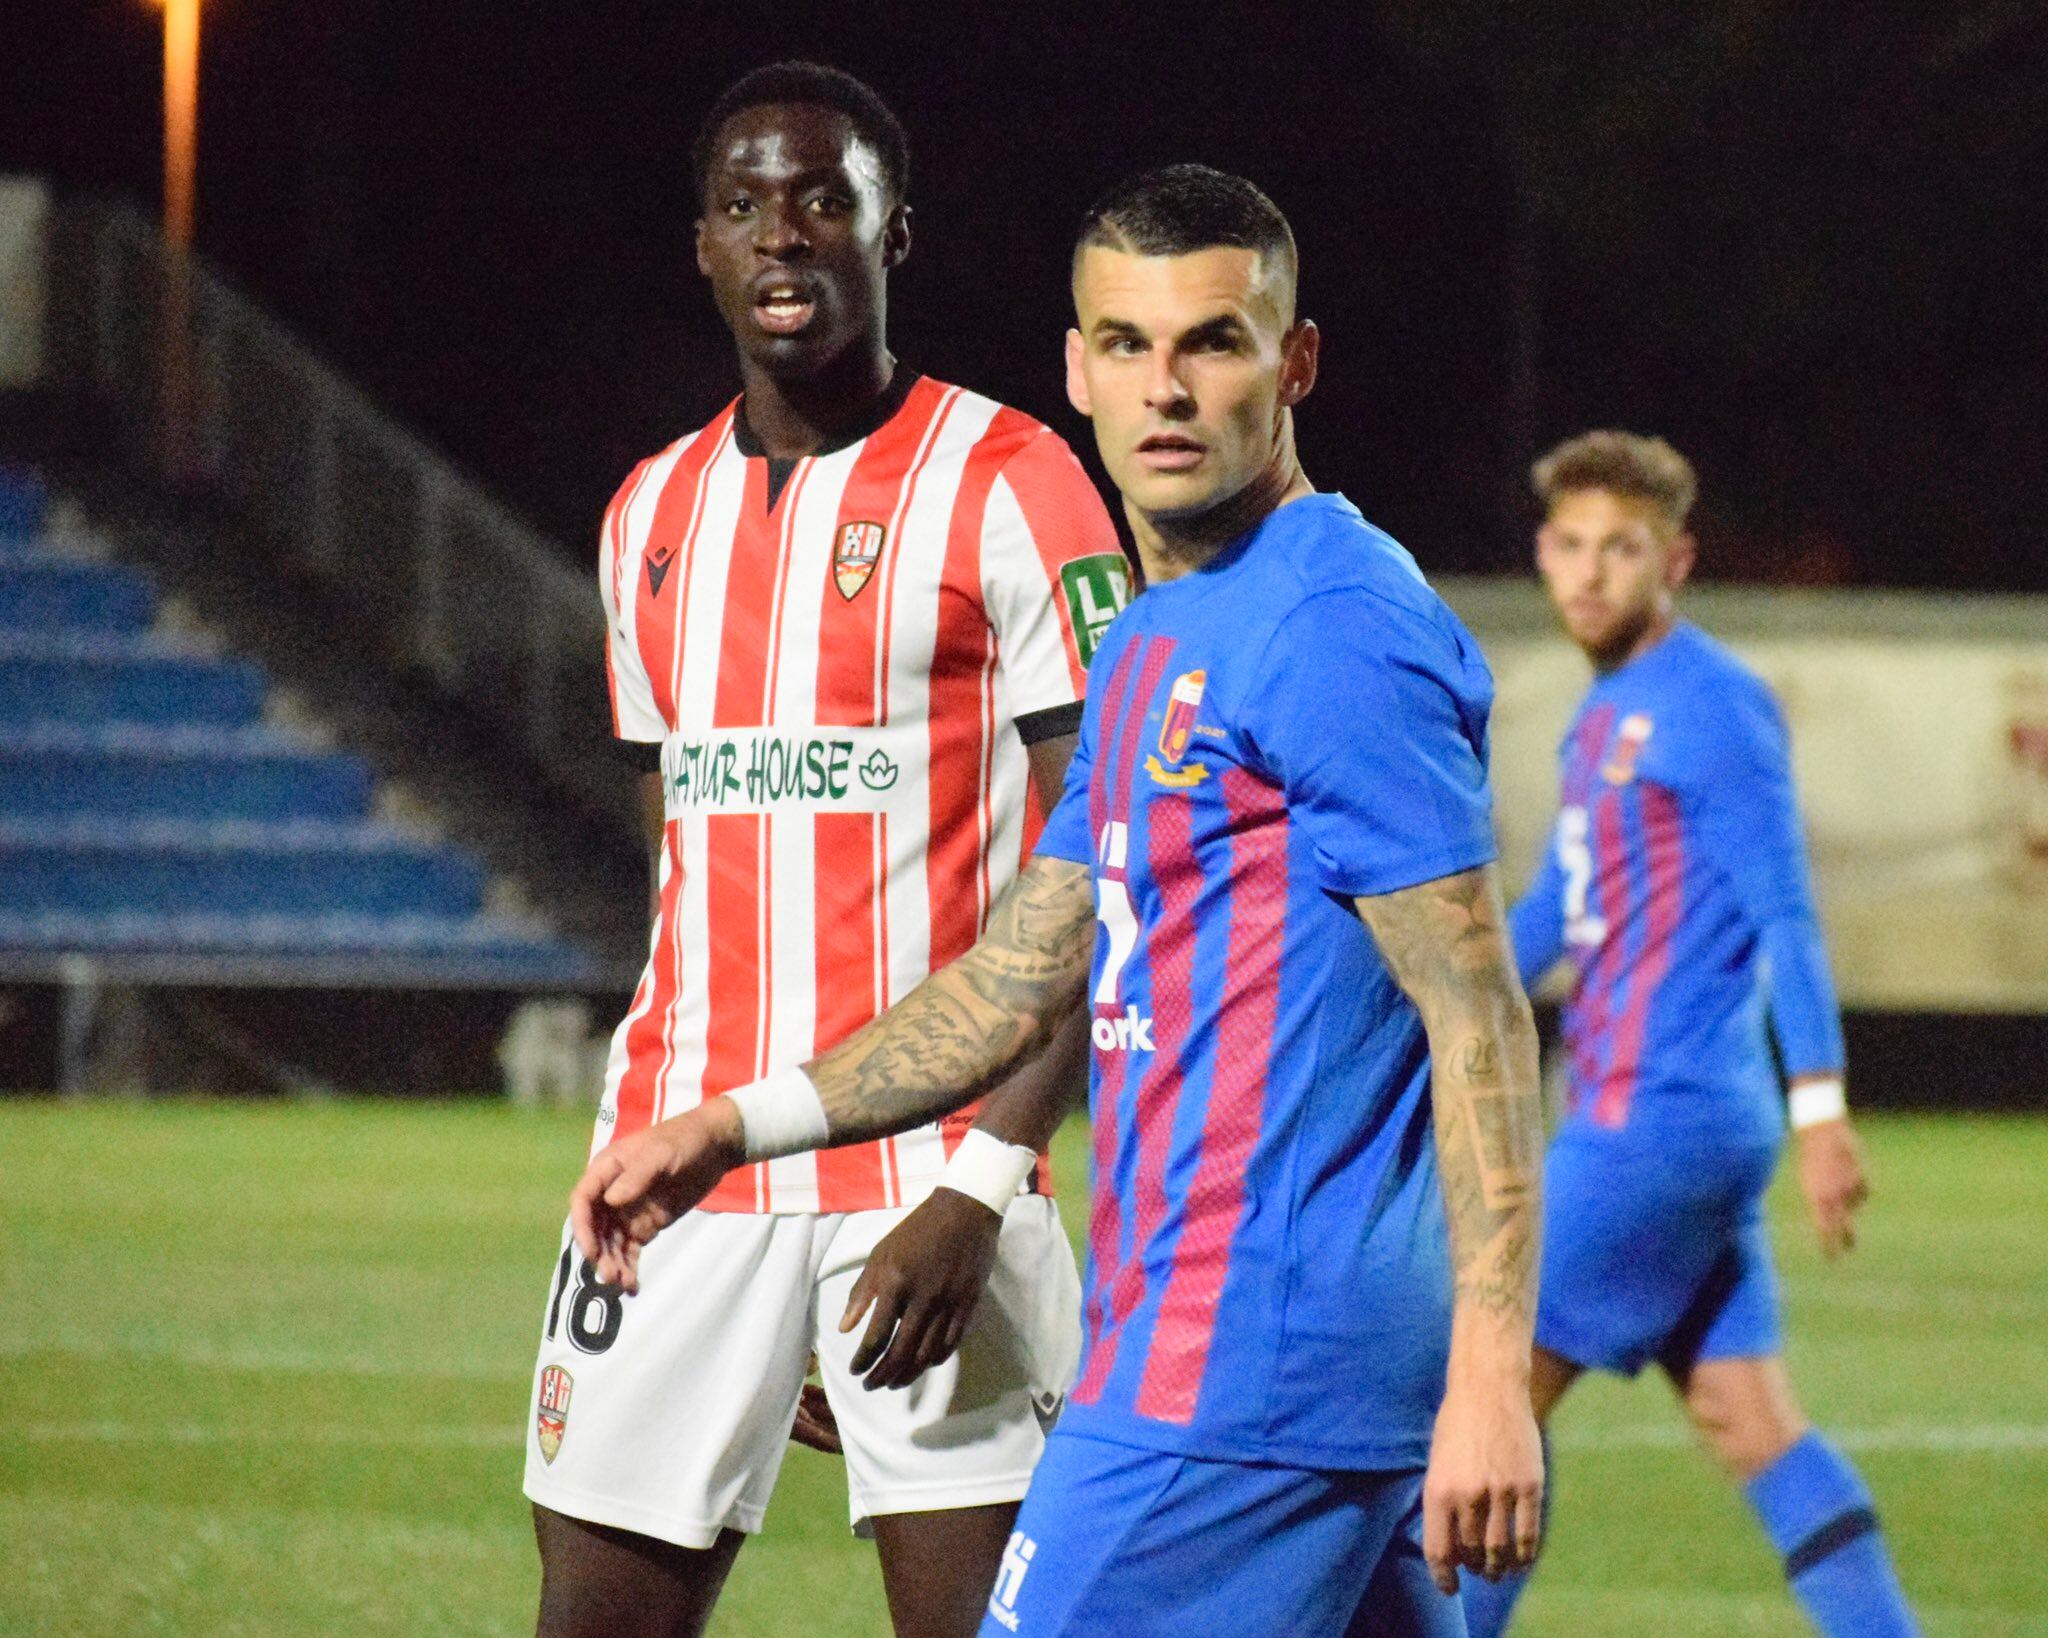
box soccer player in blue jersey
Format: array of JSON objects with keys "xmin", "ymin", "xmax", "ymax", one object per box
[
  {"xmin": 568, "ymin": 165, "xmax": 1547, "ymax": 1635},
  {"xmin": 1460, "ymin": 431, "xmax": 1918, "ymax": 1637}
]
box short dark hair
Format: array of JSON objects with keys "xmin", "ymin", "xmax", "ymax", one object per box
[
  {"xmin": 690, "ymin": 62, "xmax": 909, "ymax": 209},
  {"xmin": 1075, "ymin": 164, "xmax": 1298, "ymax": 292},
  {"xmin": 1532, "ymin": 431, "xmax": 1698, "ymax": 531}
]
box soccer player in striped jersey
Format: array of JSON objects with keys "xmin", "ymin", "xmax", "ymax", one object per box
[
  {"xmin": 1460, "ymin": 433, "xmax": 1917, "ymax": 1636},
  {"xmin": 524, "ymin": 64, "xmax": 1130, "ymax": 1638},
  {"xmin": 572, "ymin": 165, "xmax": 1548, "ymax": 1635}
]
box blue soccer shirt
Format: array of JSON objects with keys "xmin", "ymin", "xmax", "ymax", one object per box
[
  {"xmin": 1510, "ymin": 622, "xmax": 1845, "ymax": 1147},
  {"xmin": 1035, "ymin": 493, "xmax": 1498, "ymax": 1470}
]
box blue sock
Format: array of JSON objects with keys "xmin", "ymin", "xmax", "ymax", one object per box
[
  {"xmin": 1745, "ymin": 1431, "xmax": 1918, "ymax": 1637},
  {"xmin": 1459, "ymin": 1432, "xmax": 1548, "ymax": 1638}
]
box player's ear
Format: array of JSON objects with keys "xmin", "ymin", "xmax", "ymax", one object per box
[
  {"xmin": 882, "ymin": 203, "xmax": 913, "ymax": 271},
  {"xmin": 1666, "ymin": 530, "xmax": 1697, "ymax": 592},
  {"xmin": 1278, "ymin": 320, "xmax": 1319, "ymax": 408},
  {"xmin": 693, "ymin": 217, "xmax": 711, "ymax": 280},
  {"xmin": 1065, "ymin": 329, "xmax": 1092, "ymax": 417},
  {"xmin": 1534, "ymin": 522, "xmax": 1557, "ymax": 570}
]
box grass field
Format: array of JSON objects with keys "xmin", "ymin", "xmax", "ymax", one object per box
[{"xmin": 2, "ymin": 1102, "xmax": 2044, "ymax": 1637}]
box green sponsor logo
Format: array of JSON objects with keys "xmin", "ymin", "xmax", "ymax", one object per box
[
  {"xmin": 1060, "ymin": 553, "xmax": 1132, "ymax": 666},
  {"xmin": 669, "ymin": 733, "xmax": 856, "ymax": 810},
  {"xmin": 858, "ymin": 750, "xmax": 899, "ymax": 792}
]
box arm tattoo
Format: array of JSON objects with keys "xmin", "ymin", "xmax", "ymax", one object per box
[
  {"xmin": 1357, "ymin": 866, "xmax": 1543, "ymax": 1326},
  {"xmin": 808, "ymin": 855, "xmax": 1095, "ymax": 1146}
]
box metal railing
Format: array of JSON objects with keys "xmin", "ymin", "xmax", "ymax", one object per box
[{"xmin": 48, "ymin": 199, "xmax": 629, "ymax": 836}]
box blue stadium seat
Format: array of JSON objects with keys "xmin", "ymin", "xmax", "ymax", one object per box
[
  {"xmin": 0, "ymin": 725, "xmax": 373, "ymax": 822},
  {"xmin": 0, "ymin": 556, "xmax": 157, "ymax": 635},
  {"xmin": 0, "ymin": 909, "xmax": 594, "ymax": 986},
  {"xmin": 0, "ymin": 636, "xmax": 268, "ymax": 728},
  {"xmin": 0, "ymin": 466, "xmax": 47, "ymax": 544},
  {"xmin": 0, "ymin": 818, "xmax": 488, "ymax": 918},
  {"xmin": 0, "ymin": 473, "xmax": 595, "ymax": 989}
]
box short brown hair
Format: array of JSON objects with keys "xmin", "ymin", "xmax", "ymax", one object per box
[{"xmin": 1531, "ymin": 430, "xmax": 1697, "ymax": 531}]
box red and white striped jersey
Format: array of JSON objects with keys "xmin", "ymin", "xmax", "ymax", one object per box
[{"xmin": 593, "ymin": 375, "xmax": 1130, "ymax": 1213}]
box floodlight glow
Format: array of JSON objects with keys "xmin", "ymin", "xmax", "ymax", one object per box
[{"xmin": 160, "ymin": 0, "xmax": 200, "ymax": 246}]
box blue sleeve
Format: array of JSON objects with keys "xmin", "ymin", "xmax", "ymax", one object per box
[
  {"xmin": 1509, "ymin": 835, "xmax": 1569, "ymax": 991},
  {"xmin": 1687, "ymin": 685, "xmax": 1846, "ymax": 1077},
  {"xmin": 1033, "ymin": 690, "xmax": 1096, "ymax": 867},
  {"xmin": 1240, "ymin": 590, "xmax": 1498, "ymax": 898}
]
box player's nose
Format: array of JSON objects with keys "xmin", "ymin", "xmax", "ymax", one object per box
[
  {"xmin": 1143, "ymin": 357, "xmax": 1194, "ymax": 415},
  {"xmin": 752, "ymin": 203, "xmax": 812, "ymax": 260}
]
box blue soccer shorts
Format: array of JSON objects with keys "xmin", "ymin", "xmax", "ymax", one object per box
[
  {"xmin": 1535, "ymin": 1124, "xmax": 1785, "ymax": 1378},
  {"xmin": 978, "ymin": 1430, "xmax": 1465, "ymax": 1637}
]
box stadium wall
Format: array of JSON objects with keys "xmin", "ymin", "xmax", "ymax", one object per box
[
  {"xmin": 0, "ymin": 177, "xmax": 48, "ymax": 388},
  {"xmin": 1445, "ymin": 578, "xmax": 2048, "ymax": 1113}
]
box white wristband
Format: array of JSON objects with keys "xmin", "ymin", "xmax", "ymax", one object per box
[
  {"xmin": 1788, "ymin": 1077, "xmax": 1848, "ymax": 1130},
  {"xmin": 938, "ymin": 1128, "xmax": 1038, "ymax": 1216},
  {"xmin": 726, "ymin": 1065, "xmax": 830, "ymax": 1161}
]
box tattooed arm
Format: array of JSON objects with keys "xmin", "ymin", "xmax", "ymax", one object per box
[
  {"xmin": 1355, "ymin": 862, "xmax": 1546, "ymax": 1591},
  {"xmin": 806, "ymin": 851, "xmax": 1094, "ymax": 1137},
  {"xmin": 830, "ymin": 732, "xmax": 1092, "ymax": 1391},
  {"xmin": 571, "ymin": 854, "xmax": 1095, "ymax": 1286}
]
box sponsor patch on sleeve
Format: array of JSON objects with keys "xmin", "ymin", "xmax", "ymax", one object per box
[{"xmin": 1059, "ymin": 553, "xmax": 1133, "ymax": 666}]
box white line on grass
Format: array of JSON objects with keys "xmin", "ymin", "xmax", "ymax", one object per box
[
  {"xmin": 1525, "ymin": 1585, "xmax": 2016, "ymax": 1632},
  {"xmin": 22, "ymin": 1421, "xmax": 524, "ymax": 1448},
  {"xmin": 1557, "ymin": 1422, "xmax": 2048, "ymax": 1454},
  {"xmin": 0, "ymin": 1334, "xmax": 519, "ymax": 1382},
  {"xmin": 20, "ymin": 1421, "xmax": 2048, "ymax": 1456},
  {"xmin": 1780, "ymin": 1277, "xmax": 2048, "ymax": 1323}
]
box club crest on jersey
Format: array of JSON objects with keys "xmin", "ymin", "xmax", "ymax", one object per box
[
  {"xmin": 536, "ymin": 1364, "xmax": 573, "ymax": 1464},
  {"xmin": 646, "ymin": 547, "xmax": 676, "ymax": 599},
  {"xmin": 833, "ymin": 521, "xmax": 887, "ymax": 600},
  {"xmin": 1603, "ymin": 713, "xmax": 1655, "ymax": 784},
  {"xmin": 1145, "ymin": 669, "xmax": 1211, "ymax": 787},
  {"xmin": 1158, "ymin": 670, "xmax": 1206, "ymax": 764}
]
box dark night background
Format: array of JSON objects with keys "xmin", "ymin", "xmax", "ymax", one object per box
[{"xmin": 7, "ymin": 1, "xmax": 2045, "ymax": 590}]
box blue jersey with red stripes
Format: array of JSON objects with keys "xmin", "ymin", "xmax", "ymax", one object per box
[
  {"xmin": 1510, "ymin": 622, "xmax": 1845, "ymax": 1146},
  {"xmin": 1035, "ymin": 493, "xmax": 1498, "ymax": 1470}
]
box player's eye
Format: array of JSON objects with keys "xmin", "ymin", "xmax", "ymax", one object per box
[
  {"xmin": 1102, "ymin": 336, "xmax": 1146, "ymax": 357},
  {"xmin": 806, "ymin": 193, "xmax": 851, "ymax": 217},
  {"xmin": 724, "ymin": 197, "xmax": 755, "ymax": 219}
]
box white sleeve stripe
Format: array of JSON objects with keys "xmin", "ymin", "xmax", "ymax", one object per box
[
  {"xmin": 980, "ymin": 472, "xmax": 1088, "ymax": 719},
  {"xmin": 605, "ymin": 444, "xmax": 681, "ymax": 743}
]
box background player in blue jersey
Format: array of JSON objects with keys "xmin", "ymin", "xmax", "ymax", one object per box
[
  {"xmin": 567, "ymin": 166, "xmax": 1547, "ymax": 1635},
  {"xmin": 1461, "ymin": 432, "xmax": 1918, "ymax": 1637}
]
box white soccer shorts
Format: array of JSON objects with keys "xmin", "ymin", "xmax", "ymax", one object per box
[{"xmin": 522, "ymin": 1196, "xmax": 1081, "ymax": 1549}]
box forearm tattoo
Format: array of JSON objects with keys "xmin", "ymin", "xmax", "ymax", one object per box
[
  {"xmin": 809, "ymin": 856, "xmax": 1095, "ymax": 1145},
  {"xmin": 1359, "ymin": 866, "xmax": 1543, "ymax": 1324}
]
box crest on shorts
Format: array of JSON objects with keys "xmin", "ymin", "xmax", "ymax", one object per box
[
  {"xmin": 536, "ymin": 1364, "xmax": 573, "ymax": 1465},
  {"xmin": 834, "ymin": 521, "xmax": 887, "ymax": 600},
  {"xmin": 1603, "ymin": 713, "xmax": 1655, "ymax": 784}
]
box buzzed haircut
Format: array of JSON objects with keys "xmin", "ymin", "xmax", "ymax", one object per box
[
  {"xmin": 1532, "ymin": 430, "xmax": 1698, "ymax": 532},
  {"xmin": 691, "ymin": 62, "xmax": 909, "ymax": 209},
  {"xmin": 1075, "ymin": 164, "xmax": 1299, "ymax": 300}
]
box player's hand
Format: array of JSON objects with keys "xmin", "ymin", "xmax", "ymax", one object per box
[
  {"xmin": 790, "ymin": 1382, "xmax": 844, "ymax": 1455},
  {"xmin": 1795, "ymin": 1116, "xmax": 1870, "ymax": 1259},
  {"xmin": 839, "ymin": 1187, "xmax": 1004, "ymax": 1390},
  {"xmin": 1423, "ymin": 1376, "xmax": 1544, "ymax": 1594},
  {"xmin": 568, "ymin": 1101, "xmax": 745, "ymax": 1292}
]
